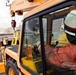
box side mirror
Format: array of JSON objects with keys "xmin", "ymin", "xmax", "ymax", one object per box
[{"xmin": 2, "ymin": 37, "xmax": 8, "ymax": 48}]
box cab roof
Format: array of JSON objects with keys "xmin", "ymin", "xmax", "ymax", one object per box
[{"xmin": 23, "ymin": 0, "xmax": 65, "ymax": 20}]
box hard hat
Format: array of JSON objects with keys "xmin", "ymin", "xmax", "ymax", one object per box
[
  {"xmin": 64, "ymin": 10, "xmax": 76, "ymax": 36},
  {"xmin": 64, "ymin": 10, "xmax": 76, "ymax": 44}
]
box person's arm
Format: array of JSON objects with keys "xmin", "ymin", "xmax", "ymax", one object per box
[
  {"xmin": 35, "ymin": 41, "xmax": 76, "ymax": 70},
  {"xmin": 44, "ymin": 44, "xmax": 76, "ymax": 71}
]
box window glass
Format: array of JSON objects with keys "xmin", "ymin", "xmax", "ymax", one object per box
[
  {"xmin": 51, "ymin": 18, "xmax": 64, "ymax": 45},
  {"xmin": 42, "ymin": 6, "xmax": 75, "ymax": 75},
  {"xmin": 42, "ymin": 18, "xmax": 47, "ymax": 43},
  {"xmin": 21, "ymin": 17, "xmax": 44, "ymax": 75}
]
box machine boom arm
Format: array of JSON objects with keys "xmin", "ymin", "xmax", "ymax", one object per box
[{"xmin": 10, "ymin": 0, "xmax": 47, "ymax": 16}]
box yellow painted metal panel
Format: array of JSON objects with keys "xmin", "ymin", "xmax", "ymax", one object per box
[
  {"xmin": 0, "ymin": 62, "xmax": 5, "ymax": 73},
  {"xmin": 10, "ymin": 0, "xmax": 47, "ymax": 12},
  {"xmin": 21, "ymin": 57, "xmax": 37, "ymax": 72},
  {"xmin": 23, "ymin": 0, "xmax": 62, "ymax": 19}
]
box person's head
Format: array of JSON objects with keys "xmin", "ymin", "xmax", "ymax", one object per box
[{"xmin": 64, "ymin": 10, "xmax": 76, "ymax": 44}]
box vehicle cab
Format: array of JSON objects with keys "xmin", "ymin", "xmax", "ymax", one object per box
[{"xmin": 5, "ymin": 0, "xmax": 76, "ymax": 75}]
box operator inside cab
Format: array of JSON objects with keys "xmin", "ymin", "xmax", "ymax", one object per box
[{"xmin": 36, "ymin": 10, "xmax": 76, "ymax": 75}]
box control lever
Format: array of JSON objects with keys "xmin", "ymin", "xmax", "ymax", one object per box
[{"xmin": 33, "ymin": 45, "xmax": 39, "ymax": 54}]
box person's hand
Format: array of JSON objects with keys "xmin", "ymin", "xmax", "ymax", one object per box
[{"xmin": 61, "ymin": 62, "xmax": 76, "ymax": 70}]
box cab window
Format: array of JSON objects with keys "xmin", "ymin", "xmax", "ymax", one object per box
[
  {"xmin": 42, "ymin": 6, "xmax": 75, "ymax": 75},
  {"xmin": 21, "ymin": 17, "xmax": 47, "ymax": 75}
]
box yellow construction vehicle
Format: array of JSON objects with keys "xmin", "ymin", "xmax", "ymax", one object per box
[{"xmin": 3, "ymin": 0, "xmax": 76, "ymax": 75}]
